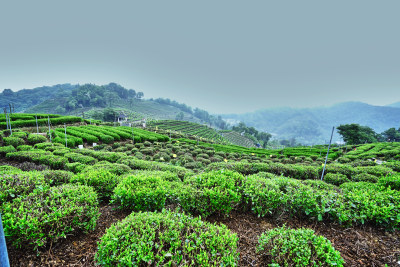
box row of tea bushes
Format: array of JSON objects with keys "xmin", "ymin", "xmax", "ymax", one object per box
[
  {"xmin": 206, "ymin": 162, "xmax": 396, "ymax": 184},
  {"xmin": 0, "ymin": 115, "xmax": 83, "ymax": 129},
  {"xmin": 110, "ymin": 169, "xmax": 400, "ymax": 229},
  {"xmin": 95, "ymin": 209, "xmax": 344, "ymax": 266}
]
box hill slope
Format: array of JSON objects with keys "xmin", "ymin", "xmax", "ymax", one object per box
[{"xmin": 222, "ymin": 102, "xmax": 400, "ymax": 145}]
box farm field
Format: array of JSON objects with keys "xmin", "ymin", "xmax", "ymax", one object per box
[{"xmin": 0, "ymin": 119, "xmax": 399, "ymax": 266}]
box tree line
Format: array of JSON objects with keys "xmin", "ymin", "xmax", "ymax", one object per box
[{"xmin": 337, "ymin": 123, "xmax": 400, "ymax": 144}]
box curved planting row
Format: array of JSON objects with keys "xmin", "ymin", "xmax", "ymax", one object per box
[{"xmin": 0, "ymin": 115, "xmax": 82, "ymax": 129}]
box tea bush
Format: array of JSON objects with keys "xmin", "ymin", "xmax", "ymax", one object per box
[
  {"xmin": 0, "ymin": 170, "xmax": 48, "ymax": 204},
  {"xmin": 27, "ymin": 134, "xmax": 47, "ymax": 145},
  {"xmin": 0, "ymin": 145, "xmax": 16, "ymax": 156},
  {"xmin": 2, "ymin": 184, "xmax": 99, "ymax": 250},
  {"xmin": 324, "ymin": 173, "xmax": 350, "ymax": 186},
  {"xmin": 71, "ymin": 169, "xmax": 119, "ymax": 201},
  {"xmin": 378, "ymin": 174, "xmax": 400, "ymax": 190},
  {"xmin": 95, "ymin": 210, "xmax": 239, "ymax": 266},
  {"xmin": 257, "ymin": 226, "xmax": 344, "ymax": 266},
  {"xmin": 16, "ymin": 145, "xmax": 33, "ymax": 151},
  {"xmin": 112, "ymin": 172, "xmax": 180, "ymax": 211},
  {"xmin": 4, "ymin": 136, "xmax": 25, "ymax": 147},
  {"xmin": 42, "ymin": 170, "xmax": 74, "ymax": 186},
  {"xmin": 179, "ymin": 170, "xmax": 243, "ymax": 216}
]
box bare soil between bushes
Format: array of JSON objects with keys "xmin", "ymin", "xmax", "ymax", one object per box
[{"xmin": 6, "ymin": 204, "xmax": 400, "ymax": 267}]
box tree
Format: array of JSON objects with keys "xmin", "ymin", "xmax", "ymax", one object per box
[
  {"xmin": 175, "ymin": 112, "xmax": 184, "ymax": 120},
  {"xmin": 136, "ymin": 92, "xmax": 144, "ymax": 100},
  {"xmin": 103, "ymin": 108, "xmax": 118, "ymax": 122},
  {"xmin": 337, "ymin": 124, "xmax": 378, "ymax": 144},
  {"xmin": 2, "ymin": 89, "xmax": 13, "ymax": 96},
  {"xmin": 382, "ymin": 127, "xmax": 400, "ymax": 142},
  {"xmin": 55, "ymin": 105, "xmax": 66, "ymax": 114}
]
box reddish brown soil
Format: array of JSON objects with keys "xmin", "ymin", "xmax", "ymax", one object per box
[{"xmin": 6, "ymin": 206, "xmax": 399, "ymax": 267}]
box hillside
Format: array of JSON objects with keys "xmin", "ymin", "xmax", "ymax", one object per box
[
  {"xmin": 0, "ymin": 84, "xmax": 78, "ymax": 112},
  {"xmin": 5, "ymin": 83, "xmax": 221, "ymax": 126},
  {"xmin": 387, "ymin": 102, "xmax": 400, "ymax": 108},
  {"xmin": 222, "ymin": 102, "xmax": 400, "ymax": 145}
]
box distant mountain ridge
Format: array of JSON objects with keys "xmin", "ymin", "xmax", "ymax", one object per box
[
  {"xmin": 221, "ymin": 101, "xmax": 400, "ymax": 145},
  {"xmin": 387, "ymin": 102, "xmax": 400, "ymax": 108}
]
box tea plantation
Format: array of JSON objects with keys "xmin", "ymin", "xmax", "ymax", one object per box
[{"xmin": 0, "ymin": 117, "xmax": 399, "ymax": 266}]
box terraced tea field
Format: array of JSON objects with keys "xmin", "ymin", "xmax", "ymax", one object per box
[{"xmin": 0, "ymin": 118, "xmax": 399, "ymax": 266}]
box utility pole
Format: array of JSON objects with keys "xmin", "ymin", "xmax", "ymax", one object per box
[{"xmin": 321, "ymin": 126, "xmax": 335, "ymax": 181}]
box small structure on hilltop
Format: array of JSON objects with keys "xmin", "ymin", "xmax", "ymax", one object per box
[{"xmin": 117, "ymin": 113, "xmax": 128, "ymax": 123}]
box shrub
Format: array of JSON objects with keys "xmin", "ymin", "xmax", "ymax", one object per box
[
  {"xmin": 42, "ymin": 170, "xmax": 74, "ymax": 186},
  {"xmin": 84, "ymin": 162, "xmax": 131, "ymax": 176},
  {"xmin": 378, "ymin": 174, "xmax": 400, "ymax": 190},
  {"xmin": 4, "ymin": 136, "xmax": 25, "ymax": 147},
  {"xmin": 179, "ymin": 170, "xmax": 244, "ymax": 216},
  {"xmin": 324, "ymin": 173, "xmax": 350, "ymax": 186},
  {"xmin": 0, "ymin": 171, "xmax": 48, "ymax": 204},
  {"xmin": 257, "ymin": 226, "xmax": 344, "ymax": 267},
  {"xmin": 65, "ymin": 162, "xmax": 86, "ymax": 173},
  {"xmin": 27, "ymin": 134, "xmax": 47, "ymax": 145},
  {"xmin": 112, "ymin": 172, "xmax": 180, "ymax": 211},
  {"xmin": 242, "ymin": 174, "xmax": 286, "ymax": 217},
  {"xmin": 2, "ymin": 184, "xmax": 99, "ymax": 250},
  {"xmin": 352, "ymin": 173, "xmax": 378, "ymax": 183},
  {"xmin": 95, "ymin": 210, "xmax": 239, "ymax": 267},
  {"xmin": 0, "ymin": 145, "xmax": 16, "ymax": 156},
  {"xmin": 71, "ymin": 169, "xmax": 119, "ymax": 201},
  {"xmin": 16, "ymin": 145, "xmax": 33, "ymax": 151},
  {"xmin": 64, "ymin": 152, "xmax": 98, "ymax": 165}
]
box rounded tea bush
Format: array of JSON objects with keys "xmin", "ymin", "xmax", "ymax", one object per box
[
  {"xmin": 257, "ymin": 225, "xmax": 344, "ymax": 267},
  {"xmin": 4, "ymin": 136, "xmax": 25, "ymax": 147},
  {"xmin": 2, "ymin": 184, "xmax": 99, "ymax": 250},
  {"xmin": 70, "ymin": 168, "xmax": 120, "ymax": 201},
  {"xmin": 324, "ymin": 173, "xmax": 350, "ymax": 186},
  {"xmin": 95, "ymin": 210, "xmax": 239, "ymax": 266},
  {"xmin": 27, "ymin": 134, "xmax": 47, "ymax": 145}
]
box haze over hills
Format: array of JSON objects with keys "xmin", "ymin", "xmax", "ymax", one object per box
[
  {"xmin": 222, "ymin": 102, "xmax": 400, "ymax": 145},
  {"xmin": 1, "ymin": 84, "xmax": 399, "ymax": 145}
]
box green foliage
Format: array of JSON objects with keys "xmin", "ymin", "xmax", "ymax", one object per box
[
  {"xmin": 6, "ymin": 150, "xmax": 68, "ymax": 169},
  {"xmin": 95, "ymin": 210, "xmax": 239, "ymax": 266},
  {"xmin": 378, "ymin": 174, "xmax": 400, "ymax": 190},
  {"xmin": 324, "ymin": 173, "xmax": 350, "ymax": 186},
  {"xmin": 71, "ymin": 169, "xmax": 119, "ymax": 201},
  {"xmin": 0, "ymin": 170, "xmax": 48, "ymax": 204},
  {"xmin": 2, "ymin": 184, "xmax": 99, "ymax": 250},
  {"xmin": 65, "ymin": 162, "xmax": 86, "ymax": 173},
  {"xmin": 337, "ymin": 123, "xmax": 379, "ymax": 145},
  {"xmin": 16, "ymin": 145, "xmax": 33, "ymax": 151},
  {"xmin": 0, "ymin": 116, "xmax": 83, "ymax": 129},
  {"xmin": 117, "ymin": 156, "xmax": 190, "ymax": 178},
  {"xmin": 27, "ymin": 134, "xmax": 47, "ymax": 145},
  {"xmin": 4, "ymin": 136, "xmax": 25, "ymax": 147},
  {"xmin": 64, "ymin": 152, "xmax": 98, "ymax": 165},
  {"xmin": 0, "ymin": 145, "xmax": 16, "ymax": 156},
  {"xmin": 83, "ymin": 161, "xmax": 132, "ymax": 176},
  {"xmin": 257, "ymin": 226, "xmax": 344, "ymax": 266},
  {"xmin": 179, "ymin": 170, "xmax": 243, "ymax": 216},
  {"xmin": 42, "ymin": 170, "xmax": 74, "ymax": 186}
]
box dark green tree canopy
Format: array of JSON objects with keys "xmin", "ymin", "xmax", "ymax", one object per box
[{"xmin": 337, "ymin": 123, "xmax": 379, "ymax": 144}]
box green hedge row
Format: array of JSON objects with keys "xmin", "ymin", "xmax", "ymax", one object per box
[
  {"xmin": 6, "ymin": 150, "xmax": 68, "ymax": 169},
  {"xmin": 0, "ymin": 116, "xmax": 82, "ymax": 129}
]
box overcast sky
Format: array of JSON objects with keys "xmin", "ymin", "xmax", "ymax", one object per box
[{"xmin": 0, "ymin": 0, "xmax": 399, "ymax": 114}]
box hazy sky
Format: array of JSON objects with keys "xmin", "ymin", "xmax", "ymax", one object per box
[{"xmin": 1, "ymin": 0, "xmax": 399, "ymax": 114}]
